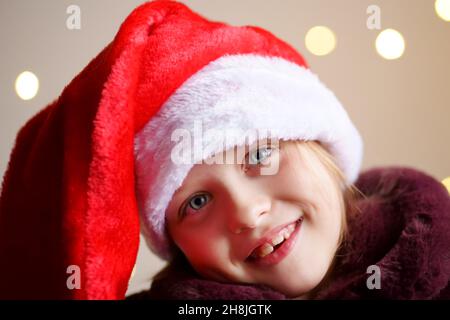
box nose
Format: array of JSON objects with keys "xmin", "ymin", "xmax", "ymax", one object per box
[{"xmin": 225, "ymin": 184, "xmax": 272, "ymax": 235}]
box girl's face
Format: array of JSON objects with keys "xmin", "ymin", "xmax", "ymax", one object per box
[{"xmin": 165, "ymin": 140, "xmax": 343, "ymax": 298}]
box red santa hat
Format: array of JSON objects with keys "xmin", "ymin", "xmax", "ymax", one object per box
[{"xmin": 0, "ymin": 0, "xmax": 363, "ymax": 299}]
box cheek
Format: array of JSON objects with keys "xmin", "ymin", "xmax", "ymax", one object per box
[
  {"xmin": 274, "ymin": 148, "xmax": 325, "ymax": 200},
  {"xmin": 172, "ymin": 226, "xmax": 229, "ymax": 268},
  {"xmin": 300, "ymin": 192, "xmax": 342, "ymax": 276},
  {"xmin": 316, "ymin": 184, "xmax": 343, "ymax": 239},
  {"xmin": 305, "ymin": 193, "xmax": 342, "ymax": 254},
  {"xmin": 289, "ymin": 215, "xmax": 341, "ymax": 290},
  {"xmin": 269, "ymin": 155, "xmax": 309, "ymax": 200}
]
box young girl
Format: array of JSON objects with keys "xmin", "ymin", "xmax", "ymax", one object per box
[
  {"xmin": 134, "ymin": 138, "xmax": 450, "ymax": 300},
  {"xmin": 159, "ymin": 139, "xmax": 357, "ymax": 299},
  {"xmin": 0, "ymin": 0, "xmax": 449, "ymax": 300}
]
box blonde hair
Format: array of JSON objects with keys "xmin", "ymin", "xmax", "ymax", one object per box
[{"xmin": 285, "ymin": 139, "xmax": 363, "ymax": 298}]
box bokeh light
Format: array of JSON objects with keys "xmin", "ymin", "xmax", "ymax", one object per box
[
  {"xmin": 442, "ymin": 177, "xmax": 450, "ymax": 194},
  {"xmin": 435, "ymin": 0, "xmax": 450, "ymax": 21},
  {"xmin": 305, "ymin": 26, "xmax": 337, "ymax": 56},
  {"xmin": 375, "ymin": 29, "xmax": 405, "ymax": 60},
  {"xmin": 15, "ymin": 71, "xmax": 39, "ymax": 100}
]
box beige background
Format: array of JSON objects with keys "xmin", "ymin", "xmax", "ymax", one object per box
[{"xmin": 1, "ymin": 0, "xmax": 449, "ymax": 296}]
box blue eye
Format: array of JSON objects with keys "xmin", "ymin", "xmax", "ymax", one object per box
[
  {"xmin": 247, "ymin": 146, "xmax": 273, "ymax": 165},
  {"xmin": 189, "ymin": 194, "xmax": 209, "ymax": 210},
  {"xmin": 179, "ymin": 193, "xmax": 211, "ymax": 218}
]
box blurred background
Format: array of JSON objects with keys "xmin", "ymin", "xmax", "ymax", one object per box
[{"xmin": 1, "ymin": 0, "xmax": 449, "ymax": 296}]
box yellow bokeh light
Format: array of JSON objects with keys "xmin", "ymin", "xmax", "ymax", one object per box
[
  {"xmin": 442, "ymin": 177, "xmax": 450, "ymax": 194},
  {"xmin": 435, "ymin": 0, "xmax": 450, "ymax": 21},
  {"xmin": 375, "ymin": 29, "xmax": 405, "ymax": 60},
  {"xmin": 305, "ymin": 26, "xmax": 336, "ymax": 56},
  {"xmin": 15, "ymin": 71, "xmax": 39, "ymax": 100}
]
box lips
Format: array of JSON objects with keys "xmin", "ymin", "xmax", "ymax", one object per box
[{"xmin": 245, "ymin": 217, "xmax": 303, "ymax": 265}]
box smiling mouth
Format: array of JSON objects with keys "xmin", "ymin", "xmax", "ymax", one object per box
[{"xmin": 245, "ymin": 217, "xmax": 303, "ymax": 262}]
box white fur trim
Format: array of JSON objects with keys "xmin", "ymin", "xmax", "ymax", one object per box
[{"xmin": 134, "ymin": 54, "xmax": 364, "ymax": 260}]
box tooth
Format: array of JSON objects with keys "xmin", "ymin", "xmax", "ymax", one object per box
[
  {"xmin": 250, "ymin": 221, "xmax": 301, "ymax": 260},
  {"xmin": 258, "ymin": 243, "xmax": 274, "ymax": 258},
  {"xmin": 271, "ymin": 234, "xmax": 284, "ymax": 246},
  {"xmin": 286, "ymin": 225, "xmax": 294, "ymax": 235}
]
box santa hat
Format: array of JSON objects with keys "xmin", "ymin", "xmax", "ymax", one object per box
[{"xmin": 0, "ymin": 0, "xmax": 363, "ymax": 299}]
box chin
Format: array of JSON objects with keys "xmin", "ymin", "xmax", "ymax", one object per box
[
  {"xmin": 275, "ymin": 285, "xmax": 310, "ymax": 299},
  {"xmin": 268, "ymin": 277, "xmax": 318, "ymax": 298}
]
